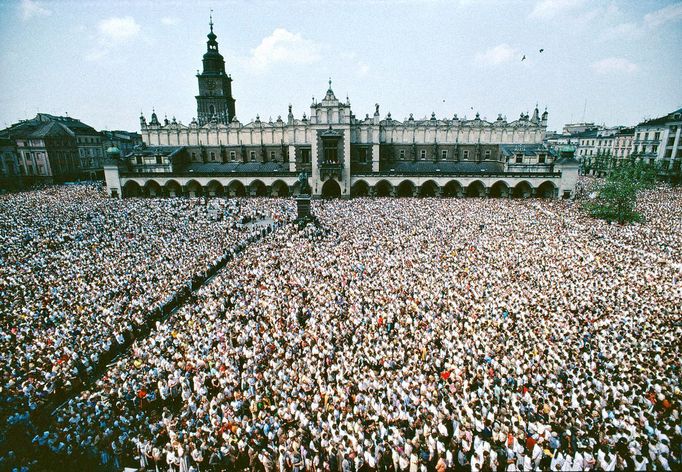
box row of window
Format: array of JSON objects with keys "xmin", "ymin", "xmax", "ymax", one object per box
[
  {"xmin": 78, "ymin": 137, "xmax": 100, "ymax": 144},
  {"xmin": 394, "ymin": 149, "xmax": 494, "ymax": 160},
  {"xmin": 636, "ymin": 131, "xmax": 662, "ymax": 141},
  {"xmin": 189, "ymin": 150, "xmax": 288, "ymax": 162}
]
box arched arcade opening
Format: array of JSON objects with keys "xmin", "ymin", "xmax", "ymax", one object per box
[
  {"xmin": 321, "ymin": 179, "xmax": 342, "ymax": 198},
  {"xmin": 466, "ymin": 180, "xmax": 486, "ymax": 198},
  {"xmin": 374, "ymin": 180, "xmax": 393, "ymax": 197},
  {"xmin": 351, "ymin": 180, "xmax": 370, "ymax": 197},
  {"xmin": 418, "ymin": 180, "xmax": 439, "ymax": 197},
  {"xmin": 396, "ymin": 180, "xmax": 416, "ymax": 197}
]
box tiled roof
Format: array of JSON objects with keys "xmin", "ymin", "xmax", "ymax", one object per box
[
  {"xmin": 637, "ymin": 108, "xmax": 682, "ymax": 127},
  {"xmin": 184, "ymin": 162, "xmax": 288, "ymax": 173},
  {"xmin": 382, "ymin": 161, "xmax": 504, "ymax": 174},
  {"xmin": 0, "ymin": 114, "xmax": 99, "ymax": 139},
  {"xmin": 499, "ymin": 144, "xmax": 553, "ymax": 157}
]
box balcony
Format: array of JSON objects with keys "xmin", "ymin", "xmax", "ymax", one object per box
[{"xmin": 319, "ymin": 162, "xmax": 343, "ymax": 181}]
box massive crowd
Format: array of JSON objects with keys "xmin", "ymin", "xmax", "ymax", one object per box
[
  {"xmin": 0, "ymin": 185, "xmax": 292, "ymax": 428},
  {"xmin": 1, "ymin": 186, "xmax": 680, "ymax": 471}
]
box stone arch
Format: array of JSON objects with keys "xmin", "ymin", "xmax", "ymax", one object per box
[
  {"xmin": 271, "ymin": 180, "xmax": 290, "ymax": 197},
  {"xmin": 351, "ymin": 180, "xmax": 370, "ymax": 197},
  {"xmin": 186, "ymin": 179, "xmax": 203, "ymax": 197},
  {"xmin": 396, "ymin": 180, "xmax": 416, "ymax": 197},
  {"xmin": 321, "ymin": 179, "xmax": 342, "ymax": 198},
  {"xmin": 537, "ymin": 180, "xmax": 556, "ymax": 198},
  {"xmin": 489, "ymin": 180, "xmax": 510, "ymax": 198},
  {"xmin": 466, "ymin": 180, "xmax": 486, "ymax": 198},
  {"xmin": 512, "ymin": 181, "xmax": 533, "ymax": 199},
  {"xmin": 418, "ymin": 180, "xmax": 439, "ymax": 197},
  {"xmin": 374, "ymin": 180, "xmax": 393, "ymax": 197},
  {"xmin": 206, "ymin": 180, "xmax": 224, "ymax": 197},
  {"xmin": 165, "ymin": 179, "xmax": 182, "ymax": 197},
  {"xmin": 249, "ymin": 179, "xmax": 268, "ymax": 197},
  {"xmin": 143, "ymin": 180, "xmax": 162, "ymax": 197},
  {"xmin": 227, "ymin": 180, "xmax": 246, "ymax": 197},
  {"xmin": 442, "ymin": 180, "xmax": 463, "ymax": 197},
  {"xmin": 122, "ymin": 180, "xmax": 142, "ymax": 198}
]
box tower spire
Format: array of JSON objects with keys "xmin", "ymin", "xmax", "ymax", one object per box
[{"xmin": 209, "ymin": 9, "xmax": 213, "ymax": 32}]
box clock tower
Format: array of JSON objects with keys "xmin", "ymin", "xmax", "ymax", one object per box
[{"xmin": 196, "ymin": 15, "xmax": 236, "ymax": 125}]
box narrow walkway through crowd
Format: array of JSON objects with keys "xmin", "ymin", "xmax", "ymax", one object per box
[{"xmin": 37, "ymin": 217, "xmax": 285, "ymax": 429}]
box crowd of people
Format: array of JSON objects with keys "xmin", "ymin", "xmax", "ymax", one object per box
[
  {"xmin": 0, "ymin": 186, "xmax": 677, "ymax": 471},
  {"xmin": 0, "ymin": 185, "xmax": 292, "ymax": 430}
]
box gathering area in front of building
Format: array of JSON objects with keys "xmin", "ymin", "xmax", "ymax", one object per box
[{"xmin": 1, "ymin": 9, "xmax": 681, "ymax": 472}]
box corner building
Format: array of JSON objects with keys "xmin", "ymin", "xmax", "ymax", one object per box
[{"xmin": 105, "ymin": 21, "xmax": 578, "ymax": 199}]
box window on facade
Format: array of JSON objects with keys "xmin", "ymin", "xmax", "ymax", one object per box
[
  {"xmin": 652, "ymin": 145, "xmax": 658, "ymax": 153},
  {"xmin": 441, "ymin": 150, "xmax": 448, "ymax": 159},
  {"xmin": 156, "ymin": 156, "xmax": 162, "ymax": 165},
  {"xmin": 230, "ymin": 151, "xmax": 236, "ymax": 160},
  {"xmin": 399, "ymin": 149, "xmax": 405, "ymax": 160},
  {"xmin": 324, "ymin": 142, "xmax": 338, "ymax": 164},
  {"xmin": 668, "ymin": 137, "xmax": 675, "ymax": 146},
  {"xmin": 515, "ymin": 155, "xmax": 523, "ymax": 163},
  {"xmin": 210, "ymin": 152, "xmax": 216, "ymax": 161},
  {"xmin": 359, "ymin": 148, "xmax": 367, "ymax": 163},
  {"xmin": 420, "ymin": 149, "xmax": 426, "ymax": 159},
  {"xmin": 301, "ymin": 149, "xmax": 310, "ymax": 164},
  {"xmin": 191, "ymin": 152, "xmax": 196, "ymax": 160},
  {"xmin": 250, "ymin": 151, "xmax": 256, "ymax": 161},
  {"xmin": 484, "ymin": 150, "xmax": 491, "ymax": 159},
  {"xmin": 136, "ymin": 156, "xmax": 142, "ymax": 165},
  {"xmin": 654, "ymin": 132, "xmax": 660, "ymax": 141},
  {"xmin": 538, "ymin": 154, "xmax": 546, "ymax": 164},
  {"xmin": 644, "ymin": 132, "xmax": 649, "ymax": 141},
  {"xmin": 270, "ymin": 151, "xmax": 276, "ymax": 161},
  {"xmin": 463, "ymin": 150, "xmax": 469, "ymax": 160}
]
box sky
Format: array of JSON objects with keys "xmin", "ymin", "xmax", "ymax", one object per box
[{"xmin": 1, "ymin": 0, "xmax": 681, "ymax": 133}]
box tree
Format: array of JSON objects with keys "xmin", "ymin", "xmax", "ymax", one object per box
[{"xmin": 584, "ymin": 160, "xmax": 657, "ymax": 224}]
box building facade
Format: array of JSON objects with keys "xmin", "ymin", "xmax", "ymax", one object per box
[
  {"xmin": 0, "ymin": 138, "xmax": 21, "ymax": 190},
  {"xmin": 0, "ymin": 113, "xmax": 104, "ymax": 182},
  {"xmin": 104, "ymin": 21, "xmax": 579, "ymax": 200},
  {"xmin": 633, "ymin": 108, "xmax": 682, "ymax": 179}
]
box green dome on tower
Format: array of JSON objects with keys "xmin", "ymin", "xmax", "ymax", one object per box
[{"xmin": 106, "ymin": 146, "xmax": 121, "ymax": 158}]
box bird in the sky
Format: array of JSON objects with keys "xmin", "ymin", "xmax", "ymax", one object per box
[
  {"xmin": 522, "ymin": 55, "xmax": 526, "ymax": 61},
  {"xmin": 539, "ymin": 48, "xmax": 544, "ymax": 53}
]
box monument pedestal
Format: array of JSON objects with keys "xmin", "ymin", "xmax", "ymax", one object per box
[{"xmin": 296, "ymin": 195, "xmax": 312, "ymax": 219}]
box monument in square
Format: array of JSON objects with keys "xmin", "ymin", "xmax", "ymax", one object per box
[{"xmin": 295, "ymin": 171, "xmax": 312, "ymax": 220}]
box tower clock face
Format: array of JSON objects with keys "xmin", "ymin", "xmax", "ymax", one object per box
[{"xmin": 207, "ymin": 80, "xmax": 216, "ymax": 90}]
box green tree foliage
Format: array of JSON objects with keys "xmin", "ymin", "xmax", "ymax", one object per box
[{"xmin": 584, "ymin": 160, "xmax": 657, "ymax": 224}]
